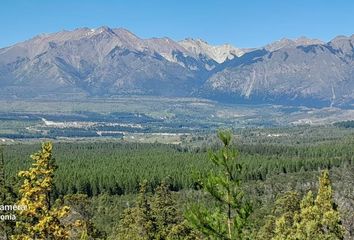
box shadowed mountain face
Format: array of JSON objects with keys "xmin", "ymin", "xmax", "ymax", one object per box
[{"xmin": 0, "ymin": 27, "xmax": 353, "ymax": 108}]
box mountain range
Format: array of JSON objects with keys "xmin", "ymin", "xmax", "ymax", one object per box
[{"xmin": 0, "ymin": 26, "xmax": 353, "ymax": 108}]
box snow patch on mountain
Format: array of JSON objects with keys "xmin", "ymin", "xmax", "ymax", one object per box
[{"xmin": 179, "ymin": 38, "xmax": 245, "ymax": 63}]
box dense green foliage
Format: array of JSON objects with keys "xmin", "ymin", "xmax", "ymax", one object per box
[
  {"xmin": 2, "ymin": 136, "xmax": 354, "ymax": 198},
  {"xmin": 0, "ymin": 148, "xmax": 17, "ymax": 239},
  {"xmin": 334, "ymin": 120, "xmax": 354, "ymax": 128},
  {"xmin": 256, "ymin": 191, "xmax": 301, "ymax": 239},
  {"xmin": 114, "ymin": 180, "xmax": 199, "ymax": 240}
]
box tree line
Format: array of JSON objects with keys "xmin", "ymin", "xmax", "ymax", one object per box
[{"xmin": 1, "ymin": 138, "xmax": 353, "ymax": 199}]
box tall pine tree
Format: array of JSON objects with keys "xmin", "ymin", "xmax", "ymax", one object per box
[{"xmin": 186, "ymin": 131, "xmax": 252, "ymax": 240}]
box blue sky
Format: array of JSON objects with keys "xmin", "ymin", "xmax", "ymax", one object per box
[{"xmin": 1, "ymin": 0, "xmax": 354, "ymax": 48}]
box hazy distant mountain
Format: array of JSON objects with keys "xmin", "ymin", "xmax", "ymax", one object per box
[{"xmin": 0, "ymin": 26, "xmax": 353, "ymax": 108}]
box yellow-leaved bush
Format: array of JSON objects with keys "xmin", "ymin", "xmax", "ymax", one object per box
[
  {"xmin": 12, "ymin": 142, "xmax": 70, "ymax": 240},
  {"xmin": 258, "ymin": 170, "xmax": 345, "ymax": 240}
]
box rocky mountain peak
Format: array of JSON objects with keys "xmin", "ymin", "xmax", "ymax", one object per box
[
  {"xmin": 328, "ymin": 35, "xmax": 354, "ymax": 54},
  {"xmin": 179, "ymin": 38, "xmax": 245, "ymax": 63},
  {"xmin": 265, "ymin": 37, "xmax": 324, "ymax": 51}
]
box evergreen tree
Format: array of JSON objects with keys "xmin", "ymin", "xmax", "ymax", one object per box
[
  {"xmin": 265, "ymin": 170, "xmax": 345, "ymax": 240},
  {"xmin": 256, "ymin": 215, "xmax": 276, "ymax": 240},
  {"xmin": 151, "ymin": 180, "xmax": 179, "ymax": 239},
  {"xmin": 152, "ymin": 181, "xmax": 200, "ymax": 240},
  {"xmin": 291, "ymin": 170, "xmax": 345, "ymax": 240},
  {"xmin": 257, "ymin": 191, "xmax": 300, "ymax": 240},
  {"xmin": 0, "ymin": 147, "xmax": 8, "ymax": 239},
  {"xmin": 12, "ymin": 142, "xmax": 70, "ymax": 240},
  {"xmin": 167, "ymin": 221, "xmax": 202, "ymax": 240},
  {"xmin": 63, "ymin": 194, "xmax": 106, "ymax": 239},
  {"xmin": 0, "ymin": 148, "xmax": 16, "ymax": 240},
  {"xmin": 115, "ymin": 180, "xmax": 199, "ymax": 240},
  {"xmin": 115, "ymin": 180, "xmax": 155, "ymax": 240},
  {"xmin": 186, "ymin": 131, "xmax": 252, "ymax": 240}
]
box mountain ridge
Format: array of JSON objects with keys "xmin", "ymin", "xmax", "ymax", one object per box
[{"xmin": 1, "ymin": 26, "xmax": 353, "ymax": 108}]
